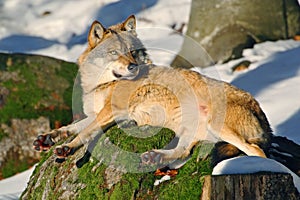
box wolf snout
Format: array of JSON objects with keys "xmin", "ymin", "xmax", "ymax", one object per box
[{"xmin": 127, "ymin": 63, "xmax": 138, "ymax": 72}]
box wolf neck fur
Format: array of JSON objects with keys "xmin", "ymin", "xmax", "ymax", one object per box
[{"xmin": 80, "ymin": 61, "xmax": 113, "ymax": 95}]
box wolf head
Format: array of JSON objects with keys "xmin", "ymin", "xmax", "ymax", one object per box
[{"xmin": 79, "ymin": 15, "xmax": 151, "ymax": 91}]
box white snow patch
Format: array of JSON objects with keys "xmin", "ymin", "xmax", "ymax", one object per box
[
  {"xmin": 154, "ymin": 175, "xmax": 171, "ymax": 186},
  {"xmin": 0, "ymin": 165, "xmax": 35, "ymax": 199}
]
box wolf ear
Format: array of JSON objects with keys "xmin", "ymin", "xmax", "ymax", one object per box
[
  {"xmin": 88, "ymin": 21, "xmax": 106, "ymax": 48},
  {"xmin": 123, "ymin": 15, "xmax": 136, "ymax": 31}
]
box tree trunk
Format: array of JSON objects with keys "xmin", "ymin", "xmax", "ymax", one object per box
[
  {"xmin": 172, "ymin": 0, "xmax": 300, "ymax": 68},
  {"xmin": 201, "ymin": 173, "xmax": 300, "ymax": 200}
]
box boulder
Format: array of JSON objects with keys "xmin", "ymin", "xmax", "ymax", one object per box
[
  {"xmin": 172, "ymin": 0, "xmax": 300, "ymax": 67},
  {"xmin": 21, "ymin": 125, "xmax": 213, "ymax": 199},
  {"xmin": 0, "ymin": 53, "xmax": 79, "ymax": 179}
]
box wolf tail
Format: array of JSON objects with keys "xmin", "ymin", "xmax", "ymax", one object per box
[{"xmin": 268, "ymin": 135, "xmax": 300, "ymax": 176}]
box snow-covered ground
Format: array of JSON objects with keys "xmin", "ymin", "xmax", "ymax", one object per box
[
  {"xmin": 0, "ymin": 166, "xmax": 35, "ymax": 199},
  {"xmin": 0, "ymin": 0, "xmax": 299, "ymax": 199},
  {"xmin": 0, "ymin": 0, "xmax": 190, "ymax": 64}
]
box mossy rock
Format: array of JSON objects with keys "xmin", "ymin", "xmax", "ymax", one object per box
[
  {"xmin": 21, "ymin": 125, "xmax": 213, "ymax": 200},
  {"xmin": 0, "ymin": 53, "xmax": 80, "ymax": 127},
  {"xmin": 0, "ymin": 53, "xmax": 80, "ymax": 179}
]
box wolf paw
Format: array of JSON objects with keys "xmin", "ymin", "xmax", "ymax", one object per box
[
  {"xmin": 33, "ymin": 134, "xmax": 55, "ymax": 151},
  {"xmin": 141, "ymin": 150, "xmax": 163, "ymax": 165},
  {"xmin": 55, "ymin": 145, "xmax": 72, "ymax": 158}
]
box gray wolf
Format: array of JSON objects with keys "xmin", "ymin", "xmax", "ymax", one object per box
[{"xmin": 33, "ymin": 15, "xmax": 300, "ymax": 175}]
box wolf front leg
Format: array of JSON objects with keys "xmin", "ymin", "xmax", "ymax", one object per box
[
  {"xmin": 33, "ymin": 116, "xmax": 96, "ymax": 152},
  {"xmin": 54, "ymin": 101, "xmax": 115, "ymax": 158}
]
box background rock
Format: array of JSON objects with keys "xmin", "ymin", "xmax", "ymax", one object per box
[
  {"xmin": 172, "ymin": 0, "xmax": 300, "ymax": 68},
  {"xmin": 0, "ymin": 53, "xmax": 79, "ymax": 179},
  {"xmin": 0, "ymin": 117, "xmax": 49, "ymax": 179}
]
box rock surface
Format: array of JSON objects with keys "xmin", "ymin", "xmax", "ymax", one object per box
[
  {"xmin": 21, "ymin": 125, "xmax": 213, "ymax": 199},
  {"xmin": 0, "ymin": 117, "xmax": 50, "ymax": 179},
  {"xmin": 0, "ymin": 53, "xmax": 78, "ymax": 179},
  {"xmin": 172, "ymin": 0, "xmax": 300, "ymax": 67}
]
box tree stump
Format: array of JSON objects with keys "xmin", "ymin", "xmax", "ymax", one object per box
[{"xmin": 201, "ymin": 173, "xmax": 300, "ymax": 200}]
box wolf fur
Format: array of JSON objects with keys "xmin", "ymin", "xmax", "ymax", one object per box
[{"xmin": 33, "ymin": 15, "xmax": 300, "ymax": 176}]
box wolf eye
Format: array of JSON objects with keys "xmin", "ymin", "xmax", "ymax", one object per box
[{"xmin": 109, "ymin": 50, "xmax": 117, "ymax": 55}]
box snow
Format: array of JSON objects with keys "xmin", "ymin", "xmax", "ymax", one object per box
[
  {"xmin": 154, "ymin": 175, "xmax": 171, "ymax": 186},
  {"xmin": 0, "ymin": 0, "xmax": 190, "ymax": 63},
  {"xmin": 0, "ymin": 0, "xmax": 299, "ymax": 198},
  {"xmin": 0, "ymin": 166, "xmax": 35, "ymax": 199}
]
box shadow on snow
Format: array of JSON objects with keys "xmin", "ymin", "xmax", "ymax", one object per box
[
  {"xmin": 231, "ymin": 46, "xmax": 300, "ymax": 144},
  {"xmin": 231, "ymin": 46, "xmax": 300, "ymax": 96},
  {"xmin": 0, "ymin": 0, "xmax": 158, "ymax": 53},
  {"xmin": 67, "ymin": 0, "xmax": 158, "ymax": 48}
]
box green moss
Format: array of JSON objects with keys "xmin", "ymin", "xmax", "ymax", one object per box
[
  {"xmin": 0, "ymin": 53, "xmax": 80, "ymax": 180},
  {"xmin": 155, "ymin": 145, "xmax": 212, "ymax": 199},
  {"xmin": 22, "ymin": 124, "xmax": 213, "ymax": 199},
  {"xmin": 28, "ymin": 181, "xmax": 45, "ymax": 200},
  {"xmin": 91, "ymin": 126, "xmax": 175, "ymax": 173},
  {"xmin": 74, "ymin": 126, "xmax": 212, "ymax": 199},
  {"xmin": 1, "ymin": 158, "xmax": 31, "ymax": 178},
  {"xmin": 77, "ymin": 160, "xmax": 108, "ymax": 199},
  {"xmin": 22, "ymin": 150, "xmax": 62, "ymax": 200},
  {"xmin": 0, "ymin": 130, "xmax": 8, "ymax": 142},
  {"xmin": 0, "ymin": 53, "xmax": 78, "ymax": 127},
  {"xmin": 109, "ymin": 174, "xmax": 140, "ymax": 200},
  {"xmin": 107, "ymin": 126, "xmax": 175, "ymax": 153},
  {"xmin": 75, "ymin": 126, "xmax": 175, "ymax": 199},
  {"xmin": 20, "ymin": 147, "xmax": 55, "ymax": 196}
]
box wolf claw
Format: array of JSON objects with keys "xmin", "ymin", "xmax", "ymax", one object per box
[{"xmin": 33, "ymin": 134, "xmax": 55, "ymax": 151}]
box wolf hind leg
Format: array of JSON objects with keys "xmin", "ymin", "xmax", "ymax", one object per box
[
  {"xmin": 211, "ymin": 142, "xmax": 242, "ymax": 167},
  {"xmin": 219, "ymin": 127, "xmax": 266, "ymax": 158}
]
